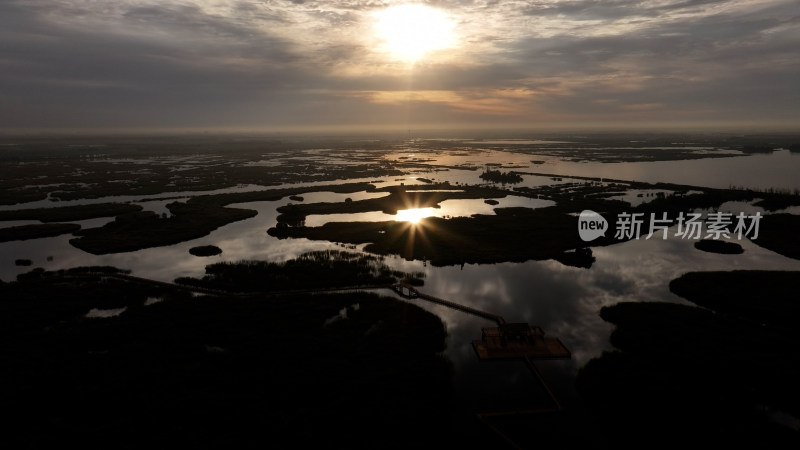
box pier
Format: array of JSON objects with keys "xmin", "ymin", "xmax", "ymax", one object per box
[
  {"xmin": 391, "ymin": 282, "xmax": 505, "ymax": 325},
  {"xmin": 389, "ymin": 282, "xmax": 571, "ymax": 449}
]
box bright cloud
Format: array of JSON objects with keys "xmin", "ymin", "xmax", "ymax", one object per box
[{"xmin": 0, "ymin": 0, "xmax": 798, "ymax": 131}]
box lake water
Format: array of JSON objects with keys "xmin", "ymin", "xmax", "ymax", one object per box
[{"xmin": 2, "ymin": 146, "xmax": 799, "ymax": 426}]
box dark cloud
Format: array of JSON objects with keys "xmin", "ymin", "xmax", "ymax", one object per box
[
  {"xmin": 521, "ymin": 0, "xmax": 651, "ymax": 20},
  {"xmin": 0, "ymin": 1, "xmax": 316, "ymax": 128},
  {"xmin": 0, "ymin": 0, "xmax": 798, "ymax": 131}
]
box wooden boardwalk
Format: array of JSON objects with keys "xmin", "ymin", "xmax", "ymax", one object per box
[{"xmin": 391, "ymin": 282, "xmax": 506, "ymax": 325}]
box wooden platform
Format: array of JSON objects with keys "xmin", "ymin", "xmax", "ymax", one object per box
[{"xmin": 472, "ymin": 323, "xmax": 571, "ymax": 360}]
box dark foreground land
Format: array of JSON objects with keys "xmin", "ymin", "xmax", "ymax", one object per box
[
  {"xmin": 0, "ymin": 263, "xmax": 468, "ymax": 449},
  {"xmin": 0, "ymin": 223, "xmax": 81, "ymax": 243},
  {"xmin": 577, "ymin": 270, "xmax": 800, "ymax": 449}
]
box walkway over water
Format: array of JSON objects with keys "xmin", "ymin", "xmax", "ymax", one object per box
[
  {"xmin": 391, "ymin": 282, "xmax": 506, "ymax": 325},
  {"xmin": 388, "ymin": 282, "xmax": 572, "ymax": 449}
]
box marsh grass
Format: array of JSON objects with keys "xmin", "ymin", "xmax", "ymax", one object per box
[{"xmin": 176, "ymin": 250, "xmax": 425, "ymax": 292}]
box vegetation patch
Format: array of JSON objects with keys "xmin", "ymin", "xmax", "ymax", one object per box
[
  {"xmin": 0, "ymin": 203, "xmax": 142, "ymax": 222},
  {"xmin": 15, "ymin": 265, "xmax": 132, "ymax": 282},
  {"xmin": 694, "ymin": 239, "xmax": 744, "ymax": 254},
  {"xmin": 175, "ymin": 250, "xmax": 424, "ymax": 292},
  {"xmin": 189, "ymin": 245, "xmax": 222, "ymax": 257},
  {"xmin": 748, "ymin": 214, "xmax": 800, "ymax": 260},
  {"xmin": 479, "ymin": 169, "xmax": 523, "ymax": 184},
  {"xmin": 753, "ymin": 194, "xmax": 800, "ymax": 211},
  {"xmin": 0, "ymin": 223, "xmax": 81, "ymax": 242},
  {"xmin": 188, "ymin": 182, "xmax": 375, "ymax": 207},
  {"xmin": 669, "ymin": 270, "xmax": 800, "ymax": 328},
  {"xmin": 69, "ymin": 202, "xmax": 257, "ymax": 254},
  {"xmin": 552, "ymin": 247, "xmax": 595, "ymax": 269}
]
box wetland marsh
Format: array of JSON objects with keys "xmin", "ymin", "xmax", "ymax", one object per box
[{"xmin": 2, "ymin": 133, "xmax": 800, "ymax": 448}]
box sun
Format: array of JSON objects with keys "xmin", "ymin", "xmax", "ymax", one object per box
[
  {"xmin": 395, "ymin": 207, "xmax": 438, "ymax": 223},
  {"xmin": 373, "ymin": 4, "xmax": 456, "ymax": 63}
]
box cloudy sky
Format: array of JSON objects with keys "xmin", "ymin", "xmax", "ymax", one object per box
[{"xmin": 1, "ymin": 0, "xmax": 798, "ymax": 133}]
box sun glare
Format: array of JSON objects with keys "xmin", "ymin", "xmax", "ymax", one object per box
[
  {"xmin": 395, "ymin": 208, "xmax": 438, "ymax": 223},
  {"xmin": 373, "ymin": 4, "xmax": 456, "ymax": 63}
]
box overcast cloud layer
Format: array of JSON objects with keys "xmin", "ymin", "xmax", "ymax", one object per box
[{"xmin": 1, "ymin": 0, "xmax": 798, "ymax": 132}]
